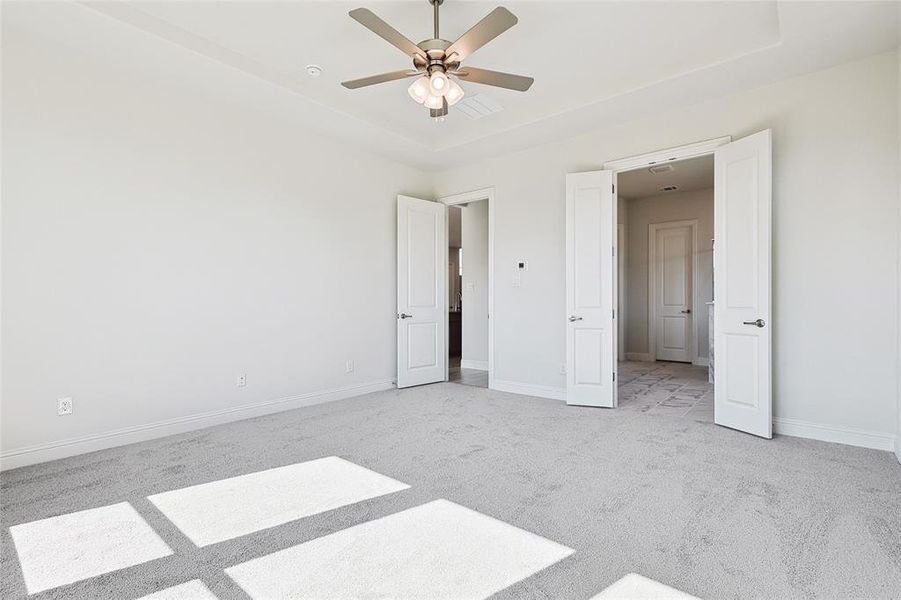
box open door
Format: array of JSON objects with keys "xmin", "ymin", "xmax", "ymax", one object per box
[
  {"xmin": 565, "ymin": 170, "xmax": 617, "ymax": 407},
  {"xmin": 713, "ymin": 130, "xmax": 772, "ymax": 438},
  {"xmin": 397, "ymin": 195, "xmax": 447, "ymax": 388}
]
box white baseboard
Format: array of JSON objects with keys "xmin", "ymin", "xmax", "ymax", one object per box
[
  {"xmin": 0, "ymin": 379, "xmax": 395, "ymax": 471},
  {"xmin": 625, "ymin": 353, "xmax": 653, "ymax": 362},
  {"xmin": 460, "ymin": 359, "xmax": 489, "ymax": 371},
  {"xmin": 492, "ymin": 379, "xmax": 566, "ymax": 402},
  {"xmin": 773, "ymin": 417, "xmax": 896, "ymax": 452},
  {"xmin": 693, "ymin": 357, "xmax": 710, "ymax": 367}
]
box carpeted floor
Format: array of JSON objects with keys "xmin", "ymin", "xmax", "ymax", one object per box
[{"xmin": 2, "ymin": 381, "xmax": 900, "ymax": 599}]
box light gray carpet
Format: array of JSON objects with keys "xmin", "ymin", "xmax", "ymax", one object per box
[{"xmin": 2, "ymin": 382, "xmax": 900, "ymax": 599}]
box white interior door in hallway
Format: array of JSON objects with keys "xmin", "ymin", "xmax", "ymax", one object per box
[
  {"xmin": 650, "ymin": 222, "xmax": 694, "ymax": 363},
  {"xmin": 397, "ymin": 195, "xmax": 447, "ymax": 388}
]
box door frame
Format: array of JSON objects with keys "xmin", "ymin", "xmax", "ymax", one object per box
[
  {"xmin": 603, "ymin": 136, "xmax": 732, "ymax": 172},
  {"xmin": 617, "ymin": 223, "xmax": 626, "ymax": 358},
  {"xmin": 439, "ymin": 187, "xmax": 495, "ymax": 390},
  {"xmin": 647, "ymin": 219, "xmax": 700, "ymax": 364}
]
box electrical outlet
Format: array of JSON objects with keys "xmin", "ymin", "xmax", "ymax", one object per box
[
  {"xmin": 559, "ymin": 364, "xmax": 567, "ymax": 375},
  {"xmin": 345, "ymin": 360, "xmax": 354, "ymax": 373},
  {"xmin": 57, "ymin": 397, "xmax": 73, "ymax": 416},
  {"xmin": 236, "ymin": 374, "xmax": 247, "ymax": 387}
]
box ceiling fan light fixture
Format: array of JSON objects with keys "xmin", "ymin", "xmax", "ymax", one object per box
[
  {"xmin": 424, "ymin": 94, "xmax": 445, "ymax": 110},
  {"xmin": 445, "ymin": 79, "xmax": 465, "ymax": 106},
  {"xmin": 407, "ymin": 77, "xmax": 430, "ymax": 104},
  {"xmin": 429, "ymin": 71, "xmax": 449, "ymax": 96}
]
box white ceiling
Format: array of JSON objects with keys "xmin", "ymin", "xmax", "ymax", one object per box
[
  {"xmin": 3, "ymin": 1, "xmax": 899, "ymax": 170},
  {"xmin": 618, "ymin": 155, "xmax": 713, "ymax": 200}
]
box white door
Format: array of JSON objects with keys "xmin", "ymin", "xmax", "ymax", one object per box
[
  {"xmin": 565, "ymin": 170, "xmax": 617, "ymax": 407},
  {"xmin": 714, "ymin": 130, "xmax": 772, "ymax": 438},
  {"xmin": 653, "ymin": 224, "xmax": 693, "ymax": 362},
  {"xmin": 397, "ymin": 195, "xmax": 447, "ymax": 388}
]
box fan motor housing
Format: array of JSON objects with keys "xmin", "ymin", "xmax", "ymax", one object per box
[{"xmin": 413, "ymin": 39, "xmax": 458, "ymax": 72}]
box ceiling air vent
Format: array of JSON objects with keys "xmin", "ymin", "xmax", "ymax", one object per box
[
  {"xmin": 455, "ymin": 94, "xmax": 504, "ymax": 120},
  {"xmin": 658, "ymin": 185, "xmax": 679, "ymax": 192},
  {"xmin": 648, "ymin": 164, "xmax": 674, "ymax": 174}
]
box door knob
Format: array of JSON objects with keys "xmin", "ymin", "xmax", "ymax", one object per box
[
  {"xmin": 680, "ymin": 309, "xmax": 692, "ymax": 314},
  {"xmin": 742, "ymin": 318, "xmax": 766, "ymax": 328},
  {"xmin": 398, "ymin": 313, "xmax": 413, "ymax": 319},
  {"xmin": 568, "ymin": 315, "xmax": 583, "ymax": 322}
]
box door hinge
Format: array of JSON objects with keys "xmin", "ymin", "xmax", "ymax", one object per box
[
  {"xmin": 613, "ymin": 309, "xmax": 616, "ymax": 320},
  {"xmin": 612, "ymin": 184, "xmax": 615, "ymax": 194},
  {"xmin": 613, "ymin": 372, "xmax": 616, "ymax": 382}
]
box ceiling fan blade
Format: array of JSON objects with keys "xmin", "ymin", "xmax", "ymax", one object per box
[
  {"xmin": 444, "ymin": 7, "xmax": 518, "ymax": 63},
  {"xmin": 349, "ymin": 8, "xmax": 426, "ymax": 60},
  {"xmin": 453, "ymin": 67, "xmax": 533, "ymax": 92},
  {"xmin": 342, "ymin": 69, "xmax": 421, "ymax": 89}
]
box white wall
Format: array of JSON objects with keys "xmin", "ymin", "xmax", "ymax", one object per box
[
  {"xmin": 625, "ymin": 189, "xmax": 713, "ymax": 360},
  {"xmin": 461, "ymin": 201, "xmax": 489, "ymax": 367},
  {"xmin": 435, "ymin": 52, "xmax": 900, "ymax": 450},
  {"xmin": 448, "ymin": 205, "xmax": 462, "ymax": 248},
  {"xmin": 1, "ymin": 30, "xmax": 432, "ymax": 466}
]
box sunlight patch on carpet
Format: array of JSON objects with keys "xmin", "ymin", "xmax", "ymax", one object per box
[
  {"xmin": 9, "ymin": 502, "xmax": 172, "ymax": 594},
  {"xmin": 148, "ymin": 456, "xmax": 409, "ymax": 546},
  {"xmin": 590, "ymin": 573, "xmax": 699, "ymax": 599},
  {"xmin": 225, "ymin": 499, "xmax": 574, "ymax": 599}
]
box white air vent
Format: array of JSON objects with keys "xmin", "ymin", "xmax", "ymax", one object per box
[
  {"xmin": 648, "ymin": 164, "xmax": 674, "ymax": 174},
  {"xmin": 455, "ymin": 94, "xmax": 503, "ymax": 120},
  {"xmin": 658, "ymin": 185, "xmax": 679, "ymax": 192}
]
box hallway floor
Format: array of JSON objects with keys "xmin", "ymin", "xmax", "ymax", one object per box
[
  {"xmin": 449, "ymin": 357, "xmax": 489, "ymax": 388},
  {"xmin": 618, "ymin": 360, "xmax": 713, "ymax": 422}
]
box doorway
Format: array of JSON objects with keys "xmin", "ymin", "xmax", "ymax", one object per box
[
  {"xmin": 617, "ymin": 155, "xmax": 712, "ymax": 367},
  {"xmin": 616, "ymin": 155, "xmax": 713, "ymax": 420},
  {"xmin": 565, "ymin": 131, "xmax": 772, "ymax": 439},
  {"xmin": 442, "ymin": 189, "xmax": 494, "ymax": 389}
]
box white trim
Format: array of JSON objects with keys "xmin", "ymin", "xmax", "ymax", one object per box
[
  {"xmin": 460, "ymin": 359, "xmax": 489, "ymax": 371},
  {"xmin": 625, "ymin": 352, "xmax": 654, "ymax": 362},
  {"xmin": 0, "ymin": 379, "xmax": 394, "ymax": 471},
  {"xmin": 773, "ymin": 417, "xmax": 896, "ymax": 452},
  {"xmin": 440, "ymin": 187, "xmax": 495, "ymax": 390},
  {"xmin": 603, "ymin": 136, "xmax": 731, "ymax": 173},
  {"xmin": 648, "ymin": 219, "xmax": 701, "ymax": 365},
  {"xmin": 492, "ymin": 379, "xmax": 566, "ymax": 402},
  {"xmin": 617, "ymin": 223, "xmax": 626, "ymax": 359}
]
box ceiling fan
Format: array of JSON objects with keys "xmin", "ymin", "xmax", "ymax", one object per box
[{"xmin": 341, "ymin": 0, "xmax": 534, "ymax": 119}]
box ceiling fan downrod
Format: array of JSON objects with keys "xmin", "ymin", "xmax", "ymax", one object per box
[{"xmin": 432, "ymin": 0, "xmax": 442, "ymax": 40}]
